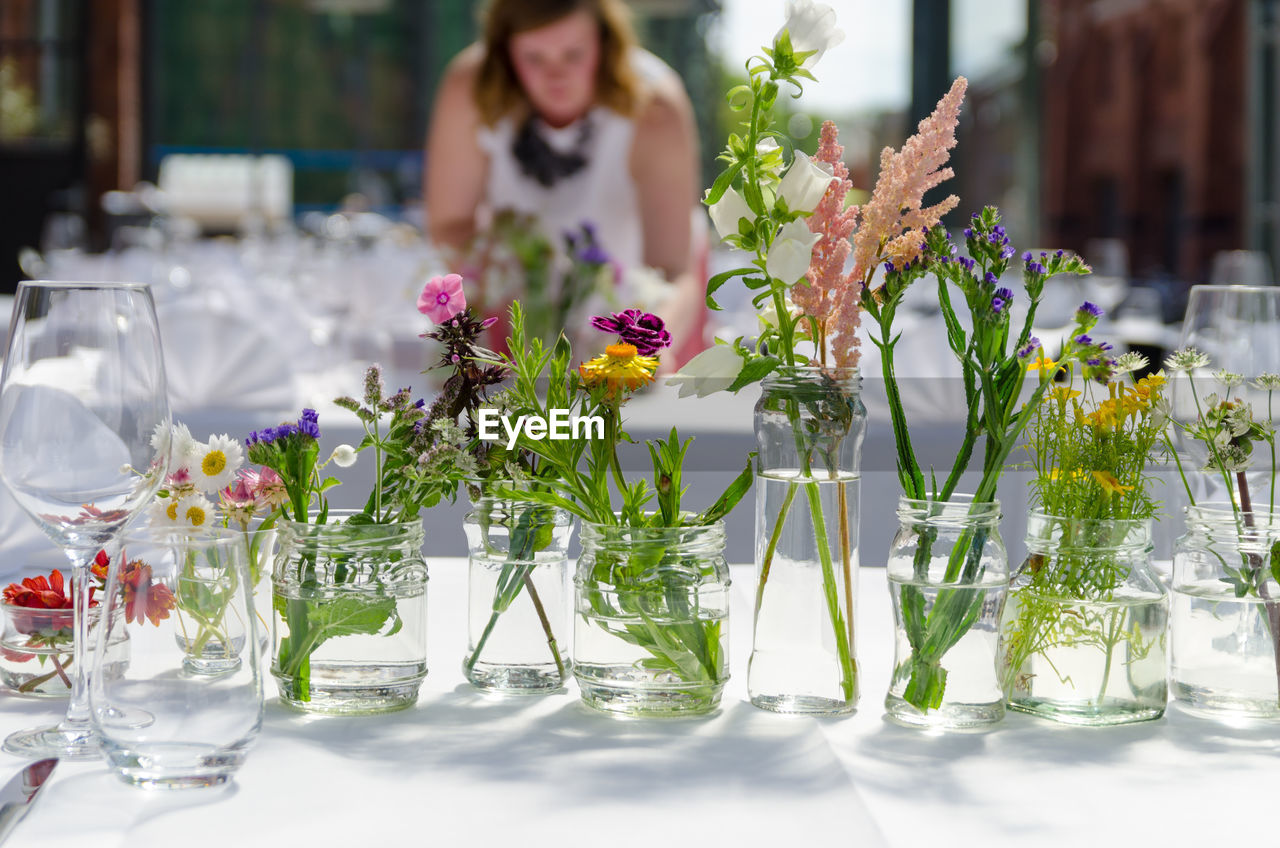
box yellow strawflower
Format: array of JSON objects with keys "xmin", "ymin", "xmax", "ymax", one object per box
[{"xmin": 579, "ymin": 343, "xmax": 659, "ymax": 397}]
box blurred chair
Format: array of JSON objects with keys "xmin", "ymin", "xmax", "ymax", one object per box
[{"xmin": 1209, "ymin": 250, "xmax": 1274, "ymax": 286}]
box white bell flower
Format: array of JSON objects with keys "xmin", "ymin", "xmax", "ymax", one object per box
[
  {"xmin": 706, "ymin": 186, "xmax": 756, "ymax": 243},
  {"xmin": 666, "ymin": 344, "xmax": 746, "ymax": 399},
  {"xmin": 776, "ymin": 0, "xmax": 845, "ymax": 69},
  {"xmin": 766, "ymin": 220, "xmax": 822, "ymax": 285},
  {"xmin": 778, "ymin": 151, "xmax": 834, "ymax": 214}
]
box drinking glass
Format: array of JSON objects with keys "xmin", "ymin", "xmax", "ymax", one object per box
[
  {"xmin": 91, "ymin": 528, "xmax": 263, "ymax": 788},
  {"xmin": 0, "ymin": 281, "xmax": 170, "ymax": 758}
]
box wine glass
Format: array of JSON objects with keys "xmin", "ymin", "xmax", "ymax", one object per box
[
  {"xmin": 0, "ymin": 281, "xmax": 170, "ymax": 759},
  {"xmin": 1173, "ymin": 285, "xmax": 1280, "ymax": 505}
]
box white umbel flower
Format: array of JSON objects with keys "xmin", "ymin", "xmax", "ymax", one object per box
[{"xmin": 330, "ymin": 444, "xmax": 358, "ymax": 468}]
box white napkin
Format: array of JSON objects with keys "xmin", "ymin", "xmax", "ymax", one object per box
[{"xmin": 158, "ymin": 300, "xmax": 298, "ymax": 413}]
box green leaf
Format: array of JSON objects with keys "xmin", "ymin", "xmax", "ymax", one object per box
[
  {"xmin": 728, "ymin": 355, "xmax": 781, "ymax": 393},
  {"xmin": 698, "ymin": 452, "xmax": 755, "ymax": 524},
  {"xmin": 705, "ymin": 267, "xmax": 755, "ymax": 311},
  {"xmin": 704, "ymin": 161, "xmax": 744, "ymax": 207},
  {"xmin": 306, "ymin": 594, "xmax": 397, "ymax": 643}
]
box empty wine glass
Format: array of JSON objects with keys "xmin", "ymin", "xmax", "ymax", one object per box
[{"xmin": 0, "ymin": 281, "xmax": 170, "ymax": 759}]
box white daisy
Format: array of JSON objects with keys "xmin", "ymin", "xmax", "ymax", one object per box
[
  {"xmin": 173, "ymin": 493, "xmax": 215, "ymax": 530},
  {"xmin": 151, "ymin": 422, "xmax": 198, "ymax": 475},
  {"xmin": 149, "ymin": 494, "xmax": 180, "ymax": 527},
  {"xmin": 190, "ymin": 434, "xmax": 243, "ymax": 494}
]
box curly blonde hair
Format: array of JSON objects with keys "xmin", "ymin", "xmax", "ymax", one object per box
[{"xmin": 475, "ymin": 0, "xmax": 641, "ymax": 125}]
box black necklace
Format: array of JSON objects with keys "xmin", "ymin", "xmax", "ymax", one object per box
[{"xmin": 512, "ymin": 113, "xmax": 594, "ymax": 188}]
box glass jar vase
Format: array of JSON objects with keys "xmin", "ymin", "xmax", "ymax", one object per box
[
  {"xmin": 1000, "ymin": 513, "xmax": 1168, "ymax": 725},
  {"xmin": 272, "ymin": 511, "xmax": 428, "ymax": 714},
  {"xmin": 574, "ymin": 520, "xmax": 730, "ymax": 717},
  {"xmin": 1172, "ymin": 504, "xmax": 1280, "ymax": 719},
  {"xmin": 0, "ymin": 603, "xmax": 129, "ymax": 697},
  {"xmin": 886, "ymin": 495, "xmax": 1008, "ymax": 729},
  {"xmin": 463, "ymin": 497, "xmax": 574, "ymax": 693},
  {"xmin": 749, "ymin": 366, "xmax": 865, "ymax": 716}
]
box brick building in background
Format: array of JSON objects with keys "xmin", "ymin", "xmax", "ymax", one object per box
[{"xmin": 1041, "ymin": 0, "xmax": 1278, "ymax": 287}]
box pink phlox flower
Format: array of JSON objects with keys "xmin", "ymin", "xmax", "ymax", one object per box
[
  {"xmin": 851, "ymin": 76, "xmax": 966, "ymax": 281},
  {"xmin": 418, "ymin": 274, "xmax": 467, "ymax": 323}
]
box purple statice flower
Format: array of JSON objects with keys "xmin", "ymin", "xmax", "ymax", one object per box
[
  {"xmin": 1017, "ymin": 337, "xmax": 1042, "ymax": 359},
  {"xmin": 1075, "ymin": 334, "xmax": 1094, "ymax": 346},
  {"xmin": 1076, "ymin": 301, "xmax": 1104, "ymax": 322},
  {"xmin": 297, "ymin": 409, "xmax": 320, "ymax": 440},
  {"xmin": 884, "ymin": 260, "xmax": 896, "ymax": 274},
  {"xmin": 414, "ymin": 398, "xmax": 426, "ymax": 409},
  {"xmin": 1088, "ymin": 358, "xmax": 1101, "ymax": 367},
  {"xmin": 1022, "ymin": 251, "xmax": 1033, "ymax": 262},
  {"xmin": 958, "ymin": 257, "xmax": 976, "ymax": 273},
  {"xmin": 963, "ymin": 227, "xmax": 974, "ymax": 239},
  {"xmin": 984, "ymin": 270, "xmax": 999, "ymax": 286},
  {"xmin": 991, "ymin": 294, "xmax": 1008, "ymax": 314},
  {"xmin": 1056, "ymin": 249, "xmax": 1065, "ymax": 258},
  {"xmin": 1000, "ymin": 245, "xmax": 1016, "ymax": 259},
  {"xmin": 577, "ymin": 243, "xmax": 611, "ymax": 265},
  {"xmin": 1026, "ymin": 261, "xmax": 1047, "ymax": 275},
  {"xmin": 589, "ymin": 308, "xmax": 671, "ymax": 355}
]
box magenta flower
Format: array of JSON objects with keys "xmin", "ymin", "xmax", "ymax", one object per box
[
  {"xmin": 590, "ymin": 309, "xmax": 671, "ymax": 355},
  {"xmin": 418, "ymin": 274, "xmax": 466, "ymax": 323}
]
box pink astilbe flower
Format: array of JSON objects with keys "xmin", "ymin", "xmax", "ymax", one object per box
[
  {"xmin": 794, "ymin": 121, "xmax": 864, "ymax": 368},
  {"xmin": 851, "ymin": 76, "xmax": 967, "ymax": 281},
  {"xmin": 795, "ymin": 121, "xmax": 855, "ymax": 324}
]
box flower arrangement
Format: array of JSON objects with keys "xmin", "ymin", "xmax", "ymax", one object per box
[
  {"xmin": 455, "ymin": 211, "xmax": 618, "ymax": 349},
  {"xmin": 999, "ymin": 357, "xmax": 1171, "ymax": 715},
  {"xmin": 0, "ymin": 555, "xmax": 173, "ymax": 694},
  {"xmin": 483, "ymin": 301, "xmax": 752, "ymax": 708}
]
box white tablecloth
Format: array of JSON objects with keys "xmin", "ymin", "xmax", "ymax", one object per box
[{"xmin": 1, "ymin": 561, "xmax": 1276, "ymax": 848}]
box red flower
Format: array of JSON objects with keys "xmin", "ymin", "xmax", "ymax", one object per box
[
  {"xmin": 89, "ymin": 551, "xmax": 176, "ymax": 627},
  {"xmin": 118, "ymin": 561, "xmax": 176, "ymax": 626},
  {"xmin": 4, "ymin": 570, "xmax": 74, "ymax": 609}
]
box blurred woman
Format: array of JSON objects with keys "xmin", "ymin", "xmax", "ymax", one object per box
[{"xmin": 424, "ymin": 0, "xmax": 705, "ymax": 363}]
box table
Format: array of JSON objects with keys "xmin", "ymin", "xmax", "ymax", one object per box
[{"xmin": 2, "ymin": 562, "xmax": 1275, "ymax": 848}]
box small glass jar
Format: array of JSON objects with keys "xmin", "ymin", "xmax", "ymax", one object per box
[
  {"xmin": 463, "ymin": 497, "xmax": 574, "ymax": 693},
  {"xmin": 0, "ymin": 604, "xmax": 128, "ymax": 697},
  {"xmin": 1000, "ymin": 513, "xmax": 1168, "ymax": 725},
  {"xmin": 1172, "ymin": 504, "xmax": 1280, "ymax": 719},
  {"xmin": 886, "ymin": 495, "xmax": 1008, "ymax": 729},
  {"xmin": 750, "ymin": 365, "xmax": 865, "ymax": 716},
  {"xmin": 575, "ymin": 520, "xmax": 730, "ymax": 717},
  {"xmin": 272, "ymin": 511, "xmax": 428, "ymax": 714}
]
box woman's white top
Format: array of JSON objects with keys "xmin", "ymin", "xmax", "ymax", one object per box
[{"xmin": 476, "ymin": 50, "xmax": 672, "ymax": 273}]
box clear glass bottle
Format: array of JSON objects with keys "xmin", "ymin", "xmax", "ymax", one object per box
[
  {"xmin": 749, "ymin": 365, "xmax": 865, "ymax": 716},
  {"xmin": 886, "ymin": 495, "xmax": 1008, "ymax": 729},
  {"xmin": 463, "ymin": 497, "xmax": 574, "ymax": 693},
  {"xmin": 272, "ymin": 511, "xmax": 428, "ymax": 714},
  {"xmin": 1000, "ymin": 513, "xmax": 1168, "ymax": 725},
  {"xmin": 575, "ymin": 520, "xmax": 730, "ymax": 717},
  {"xmin": 1172, "ymin": 504, "xmax": 1280, "ymax": 719}
]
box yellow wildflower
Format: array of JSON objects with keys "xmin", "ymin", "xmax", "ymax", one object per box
[
  {"xmin": 1091, "ymin": 470, "xmax": 1133, "ymax": 497},
  {"xmin": 1045, "ymin": 386, "xmax": 1081, "ymax": 404},
  {"xmin": 1027, "ymin": 353, "xmax": 1057, "ymax": 372},
  {"xmin": 578, "ymin": 343, "xmax": 659, "ymax": 397}
]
